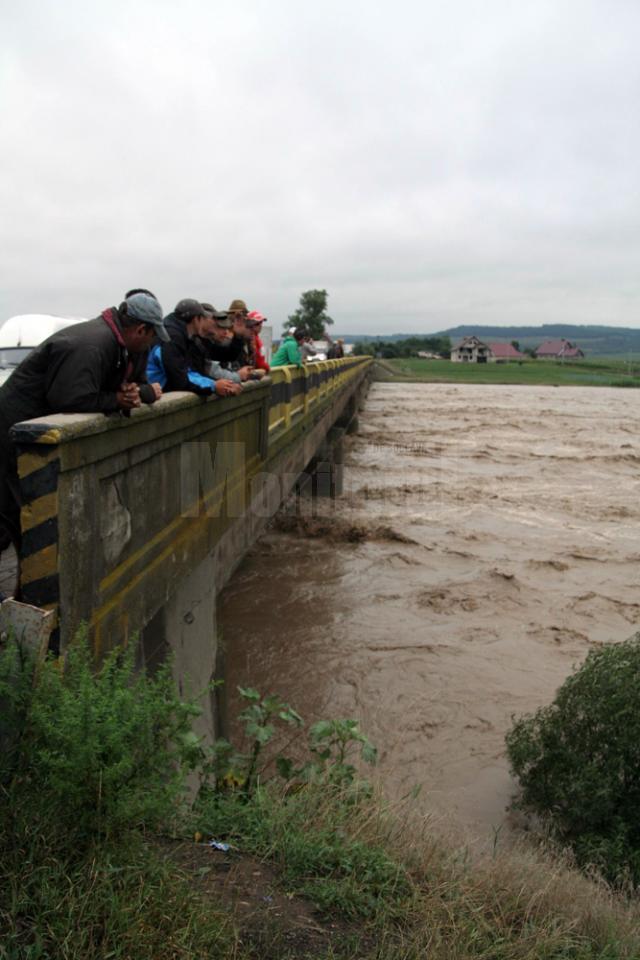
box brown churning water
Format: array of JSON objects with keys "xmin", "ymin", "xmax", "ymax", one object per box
[{"xmin": 221, "ymin": 382, "xmax": 640, "ymax": 837}]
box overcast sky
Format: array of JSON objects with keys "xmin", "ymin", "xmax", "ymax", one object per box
[{"xmin": 2, "ymin": 0, "xmax": 640, "ymax": 333}]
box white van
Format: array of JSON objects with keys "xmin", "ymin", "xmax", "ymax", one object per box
[{"xmin": 0, "ymin": 314, "xmax": 87, "ymax": 386}]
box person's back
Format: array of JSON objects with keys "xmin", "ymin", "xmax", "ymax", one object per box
[
  {"xmin": 0, "ymin": 292, "xmax": 168, "ymax": 540},
  {"xmin": 0, "ymin": 318, "xmax": 126, "ymax": 428},
  {"xmin": 271, "ymin": 332, "xmax": 304, "ymax": 368}
]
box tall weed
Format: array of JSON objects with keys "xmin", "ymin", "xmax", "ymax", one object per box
[{"xmin": 0, "ymin": 629, "xmax": 200, "ymax": 848}]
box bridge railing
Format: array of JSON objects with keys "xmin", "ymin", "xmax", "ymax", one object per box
[{"xmin": 267, "ymin": 358, "xmax": 365, "ymax": 447}]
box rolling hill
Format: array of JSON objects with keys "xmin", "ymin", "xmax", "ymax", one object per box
[{"xmin": 340, "ymin": 325, "xmax": 640, "ymax": 356}]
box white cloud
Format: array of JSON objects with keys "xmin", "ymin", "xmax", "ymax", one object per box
[{"xmin": 1, "ymin": 0, "xmax": 640, "ymax": 331}]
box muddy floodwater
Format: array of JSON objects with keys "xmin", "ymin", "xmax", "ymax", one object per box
[{"xmin": 220, "ymin": 382, "xmax": 640, "ymax": 837}]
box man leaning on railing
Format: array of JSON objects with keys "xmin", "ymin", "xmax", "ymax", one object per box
[
  {"xmin": 0, "ymin": 291, "xmax": 169, "ymax": 550},
  {"xmin": 149, "ymin": 299, "xmax": 241, "ymax": 399}
]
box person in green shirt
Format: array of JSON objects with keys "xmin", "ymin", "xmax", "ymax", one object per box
[{"xmin": 271, "ymin": 329, "xmax": 306, "ymax": 368}]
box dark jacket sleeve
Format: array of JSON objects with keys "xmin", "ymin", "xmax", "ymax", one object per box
[
  {"xmin": 138, "ymin": 383, "xmax": 156, "ymax": 404},
  {"xmin": 226, "ymin": 336, "xmax": 245, "ymax": 364},
  {"xmin": 44, "ymin": 340, "xmax": 120, "ymax": 413},
  {"xmin": 162, "ymin": 340, "xmax": 213, "ymax": 395}
]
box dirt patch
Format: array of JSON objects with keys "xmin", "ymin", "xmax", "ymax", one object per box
[{"xmin": 157, "ymin": 838, "xmax": 370, "ymax": 959}]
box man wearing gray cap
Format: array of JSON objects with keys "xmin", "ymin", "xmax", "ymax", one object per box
[{"xmin": 0, "ymin": 291, "xmax": 169, "ymax": 547}]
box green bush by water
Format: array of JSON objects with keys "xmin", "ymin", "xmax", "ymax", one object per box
[{"xmin": 506, "ymin": 635, "xmax": 640, "ymax": 887}]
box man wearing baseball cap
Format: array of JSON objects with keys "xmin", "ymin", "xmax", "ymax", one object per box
[
  {"xmin": 196, "ymin": 304, "xmax": 247, "ymax": 384},
  {"xmin": 157, "ymin": 299, "xmax": 241, "ymax": 398},
  {"xmin": 225, "ymin": 302, "xmax": 268, "ymax": 379},
  {"xmin": 0, "ymin": 289, "xmax": 169, "ymax": 546}
]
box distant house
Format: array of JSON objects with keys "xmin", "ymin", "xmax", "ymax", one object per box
[
  {"xmin": 487, "ymin": 342, "xmax": 525, "ymax": 362},
  {"xmin": 535, "ymin": 338, "xmax": 584, "ymax": 359},
  {"xmin": 451, "ymin": 336, "xmax": 490, "ymax": 363},
  {"xmin": 416, "ymin": 350, "xmax": 441, "ymax": 359}
]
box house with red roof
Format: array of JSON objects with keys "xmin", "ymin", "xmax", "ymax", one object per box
[
  {"xmin": 535, "ymin": 338, "xmax": 584, "ymax": 359},
  {"xmin": 487, "ymin": 342, "xmax": 525, "ymax": 362}
]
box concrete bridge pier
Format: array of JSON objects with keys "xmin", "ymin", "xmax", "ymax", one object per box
[
  {"xmin": 293, "ymin": 424, "xmax": 346, "ymax": 504},
  {"xmin": 303, "ymin": 388, "xmax": 364, "ymax": 501},
  {"xmin": 312, "ymin": 427, "xmax": 345, "ymax": 499},
  {"xmin": 339, "ymin": 393, "xmax": 360, "ymax": 436},
  {"xmin": 137, "ymin": 561, "xmax": 219, "ymax": 746}
]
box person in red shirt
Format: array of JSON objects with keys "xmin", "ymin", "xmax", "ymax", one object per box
[{"xmin": 246, "ymin": 311, "xmax": 270, "ymax": 373}]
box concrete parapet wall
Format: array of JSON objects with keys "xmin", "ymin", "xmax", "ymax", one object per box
[{"xmin": 12, "ymin": 358, "xmax": 371, "ymax": 659}]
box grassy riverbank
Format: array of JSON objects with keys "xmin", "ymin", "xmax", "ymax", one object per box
[
  {"xmin": 3, "ymin": 637, "xmax": 640, "ymax": 959},
  {"xmin": 6, "ymin": 784, "xmax": 640, "ymax": 960},
  {"xmin": 377, "ymin": 357, "xmax": 640, "ymax": 387},
  {"xmin": 188, "ymin": 783, "xmax": 640, "ymax": 959}
]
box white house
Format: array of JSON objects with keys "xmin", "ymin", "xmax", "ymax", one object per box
[{"xmin": 450, "ymin": 336, "xmax": 490, "ymax": 363}]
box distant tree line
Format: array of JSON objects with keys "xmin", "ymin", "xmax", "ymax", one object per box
[{"xmin": 353, "ymin": 335, "xmax": 451, "ymax": 359}]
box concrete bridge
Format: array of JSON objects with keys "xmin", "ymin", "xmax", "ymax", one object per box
[{"xmin": 12, "ymin": 357, "xmax": 371, "ymax": 735}]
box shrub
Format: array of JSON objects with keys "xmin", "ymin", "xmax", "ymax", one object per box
[
  {"xmin": 506, "ymin": 635, "xmax": 640, "ymax": 886},
  {"xmin": 0, "ymin": 631, "xmax": 235, "ymax": 957},
  {"xmin": 0, "ymin": 630, "xmax": 201, "ymax": 848}
]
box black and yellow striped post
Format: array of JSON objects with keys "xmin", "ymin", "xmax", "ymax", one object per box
[{"xmin": 12, "ymin": 422, "xmax": 62, "ymax": 654}]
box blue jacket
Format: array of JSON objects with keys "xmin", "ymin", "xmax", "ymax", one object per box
[{"xmin": 146, "ymin": 344, "xmax": 216, "ymax": 393}]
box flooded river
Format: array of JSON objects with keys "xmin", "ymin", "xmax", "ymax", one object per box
[{"xmin": 220, "ymin": 382, "xmax": 640, "ymax": 838}]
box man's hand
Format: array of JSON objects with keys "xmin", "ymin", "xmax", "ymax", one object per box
[
  {"xmin": 251, "ymin": 368, "xmax": 267, "ymax": 380},
  {"xmin": 150, "ymin": 382, "xmax": 163, "ymax": 400},
  {"xmin": 116, "ymin": 382, "xmax": 142, "ymax": 410},
  {"xmin": 238, "ymin": 366, "xmax": 254, "ymax": 381},
  {"xmin": 215, "ymin": 379, "xmax": 242, "ymax": 397}
]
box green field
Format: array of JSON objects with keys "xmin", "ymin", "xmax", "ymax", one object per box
[{"xmin": 381, "ymin": 357, "xmax": 640, "ymax": 387}]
